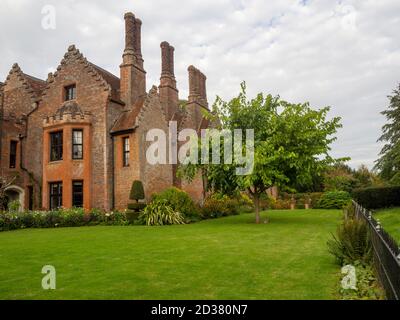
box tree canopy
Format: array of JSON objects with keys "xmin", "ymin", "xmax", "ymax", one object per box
[
  {"xmin": 375, "ymin": 83, "xmax": 400, "ymax": 185},
  {"xmin": 179, "ymin": 83, "xmax": 344, "ymax": 223}
]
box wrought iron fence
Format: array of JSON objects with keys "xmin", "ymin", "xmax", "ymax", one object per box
[{"xmin": 353, "ymin": 200, "xmax": 400, "ymax": 300}]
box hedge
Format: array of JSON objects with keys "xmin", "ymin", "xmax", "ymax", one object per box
[
  {"xmin": 352, "ymin": 186, "xmax": 400, "ymax": 209},
  {"xmin": 0, "ymin": 208, "xmax": 131, "ymax": 232},
  {"xmin": 317, "ymin": 191, "xmax": 351, "ymax": 209}
]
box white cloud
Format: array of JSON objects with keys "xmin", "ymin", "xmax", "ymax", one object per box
[{"xmin": 1, "ymin": 0, "xmax": 400, "ymax": 169}]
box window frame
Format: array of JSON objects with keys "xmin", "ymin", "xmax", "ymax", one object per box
[
  {"xmin": 64, "ymin": 84, "xmax": 77, "ymax": 101},
  {"xmin": 9, "ymin": 140, "xmax": 18, "ymax": 169},
  {"xmin": 72, "ymin": 129, "xmax": 83, "ymax": 160},
  {"xmin": 49, "ymin": 182, "xmax": 63, "ymax": 210},
  {"xmin": 72, "ymin": 180, "xmax": 84, "ymax": 208},
  {"xmin": 123, "ymin": 137, "xmax": 130, "ymax": 167},
  {"xmin": 50, "ymin": 131, "xmax": 63, "ymax": 162}
]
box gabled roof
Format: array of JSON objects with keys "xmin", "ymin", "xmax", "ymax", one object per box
[
  {"xmin": 4, "ymin": 63, "xmax": 45, "ymax": 101},
  {"xmin": 111, "ymin": 86, "xmax": 167, "ymax": 135},
  {"xmin": 88, "ymin": 62, "xmax": 120, "ymax": 92},
  {"xmin": 88, "ymin": 62, "xmax": 122, "ymax": 103},
  {"xmin": 111, "ymin": 97, "xmax": 145, "ymax": 134},
  {"xmin": 45, "ymin": 45, "xmax": 122, "ymax": 103},
  {"xmin": 22, "ymin": 73, "xmax": 46, "ymax": 94}
]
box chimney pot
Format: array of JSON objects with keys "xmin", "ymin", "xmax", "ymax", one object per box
[
  {"xmin": 124, "ymin": 12, "xmax": 135, "ymax": 52},
  {"xmin": 134, "ymin": 18, "xmax": 142, "ymax": 57}
]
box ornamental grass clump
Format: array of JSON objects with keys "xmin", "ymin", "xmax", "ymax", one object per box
[{"xmin": 139, "ymin": 199, "xmax": 185, "ymax": 226}]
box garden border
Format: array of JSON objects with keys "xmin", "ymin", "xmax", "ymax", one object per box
[{"xmin": 353, "ymin": 200, "xmax": 400, "ymax": 300}]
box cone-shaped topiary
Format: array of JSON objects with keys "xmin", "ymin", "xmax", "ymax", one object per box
[{"xmin": 130, "ymin": 180, "xmax": 145, "ymax": 203}]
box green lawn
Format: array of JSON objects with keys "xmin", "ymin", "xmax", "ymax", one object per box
[
  {"xmin": 374, "ymin": 207, "xmax": 400, "ymax": 243},
  {"xmin": 0, "ymin": 209, "xmax": 341, "ymax": 300}
]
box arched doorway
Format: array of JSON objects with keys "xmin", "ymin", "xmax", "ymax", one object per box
[{"xmin": 4, "ymin": 186, "xmax": 25, "ymax": 212}]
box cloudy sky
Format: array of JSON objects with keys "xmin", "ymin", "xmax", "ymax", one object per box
[{"xmin": 1, "ymin": 0, "xmax": 400, "ymax": 169}]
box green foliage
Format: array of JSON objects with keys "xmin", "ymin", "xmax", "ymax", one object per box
[
  {"xmin": 101, "ymin": 211, "xmax": 129, "ymax": 226},
  {"xmin": 127, "ymin": 203, "xmax": 146, "ymax": 211},
  {"xmin": 327, "ymin": 219, "xmax": 372, "ymax": 266},
  {"xmin": 7, "ymin": 200, "xmax": 20, "ymax": 213},
  {"xmin": 61, "ymin": 207, "xmax": 86, "ymax": 227},
  {"xmin": 338, "ymin": 262, "xmax": 384, "ymax": 300},
  {"xmin": 0, "ymin": 208, "xmax": 133, "ymax": 231},
  {"xmin": 323, "ymin": 163, "xmax": 385, "ymax": 193},
  {"xmin": 375, "ymin": 83, "xmax": 400, "ymax": 184},
  {"xmin": 130, "ymin": 180, "xmax": 145, "ymax": 202},
  {"xmin": 151, "ymin": 187, "xmax": 201, "ymax": 222},
  {"xmin": 317, "ymin": 191, "xmax": 351, "ymax": 209},
  {"xmin": 279, "ymin": 192, "xmax": 323, "ymax": 209},
  {"xmin": 139, "ymin": 199, "xmax": 185, "ymax": 226},
  {"xmin": 352, "ymin": 186, "xmax": 400, "ymax": 209},
  {"xmin": 125, "ymin": 210, "xmax": 140, "ymax": 223},
  {"xmin": 343, "ymin": 202, "xmax": 356, "ymax": 220},
  {"xmin": 308, "ymin": 192, "xmax": 324, "ymax": 208},
  {"xmin": 323, "ymin": 165, "xmax": 356, "ymax": 193},
  {"xmin": 259, "ymin": 194, "xmax": 291, "ymax": 210},
  {"xmin": 179, "ymin": 82, "xmax": 344, "ymax": 223},
  {"xmin": 201, "ymin": 195, "xmax": 240, "ymax": 219}
]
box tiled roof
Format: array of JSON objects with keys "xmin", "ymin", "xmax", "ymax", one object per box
[
  {"xmin": 110, "ymin": 97, "xmax": 145, "ymax": 134},
  {"xmin": 22, "ymin": 73, "xmax": 46, "ymax": 94},
  {"xmin": 88, "ymin": 62, "xmax": 121, "ymax": 102},
  {"xmin": 88, "ymin": 63, "xmax": 120, "ymax": 92}
]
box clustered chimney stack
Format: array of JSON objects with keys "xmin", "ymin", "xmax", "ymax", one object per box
[
  {"xmin": 188, "ymin": 65, "xmax": 207, "ymax": 107},
  {"xmin": 120, "ymin": 12, "xmax": 146, "ymax": 108},
  {"xmin": 159, "ymin": 41, "xmax": 178, "ymax": 121},
  {"xmin": 135, "ymin": 18, "xmax": 142, "ymax": 59},
  {"xmin": 124, "ymin": 12, "xmax": 135, "ymax": 53},
  {"xmin": 160, "ymin": 41, "xmax": 175, "ymax": 77},
  {"xmin": 169, "ymin": 46, "xmax": 174, "ymax": 76}
]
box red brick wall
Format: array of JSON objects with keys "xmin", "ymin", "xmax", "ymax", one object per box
[
  {"xmin": 42, "ymin": 122, "xmax": 92, "ymax": 211},
  {"xmin": 25, "ymin": 48, "xmax": 113, "ymax": 210},
  {"xmin": 113, "ymin": 87, "xmax": 173, "ymax": 210},
  {"xmin": 0, "ymin": 69, "xmax": 38, "ymax": 210}
]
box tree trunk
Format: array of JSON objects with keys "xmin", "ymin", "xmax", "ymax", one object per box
[{"xmin": 254, "ymin": 194, "xmax": 261, "ymax": 224}]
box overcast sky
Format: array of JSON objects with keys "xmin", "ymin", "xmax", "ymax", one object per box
[{"xmin": 1, "ymin": 0, "xmax": 400, "ymax": 169}]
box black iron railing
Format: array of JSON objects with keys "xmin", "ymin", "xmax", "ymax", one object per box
[{"xmin": 353, "ymin": 201, "xmax": 400, "ymax": 300}]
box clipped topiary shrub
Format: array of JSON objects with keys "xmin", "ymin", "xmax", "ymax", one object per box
[
  {"xmin": 352, "ymin": 186, "xmax": 400, "ymax": 209},
  {"xmin": 139, "ymin": 199, "xmax": 185, "ymax": 226},
  {"xmin": 317, "ymin": 191, "xmax": 351, "ymax": 209},
  {"xmin": 130, "ymin": 180, "xmax": 145, "ymax": 203},
  {"xmin": 125, "ymin": 209, "xmax": 140, "ymax": 224},
  {"xmin": 127, "ymin": 203, "xmax": 146, "ymax": 211}
]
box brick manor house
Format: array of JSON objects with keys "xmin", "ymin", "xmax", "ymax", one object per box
[{"xmin": 0, "ymin": 12, "xmax": 210, "ymax": 211}]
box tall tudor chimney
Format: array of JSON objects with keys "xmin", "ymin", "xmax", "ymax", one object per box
[
  {"xmin": 188, "ymin": 65, "xmax": 207, "ymax": 107},
  {"xmin": 159, "ymin": 41, "xmax": 178, "ymax": 121},
  {"xmin": 185, "ymin": 65, "xmax": 208, "ymax": 128},
  {"xmin": 120, "ymin": 12, "xmax": 146, "ymax": 108}
]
